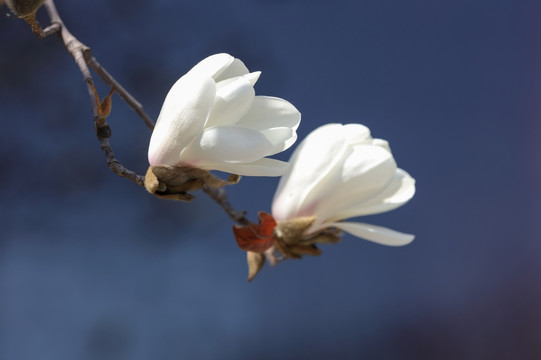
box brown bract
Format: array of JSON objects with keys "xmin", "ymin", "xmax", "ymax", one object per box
[
  {"xmin": 243, "ymin": 215, "xmax": 342, "ymax": 281},
  {"xmin": 6, "ymin": 0, "xmax": 43, "ymax": 17},
  {"xmin": 234, "ymin": 212, "xmax": 276, "ymax": 253},
  {"xmin": 6, "ymin": 0, "xmax": 46, "ymax": 37},
  {"xmin": 246, "ymin": 252, "xmax": 266, "ymax": 282},
  {"xmin": 145, "ymin": 165, "xmax": 240, "ymax": 202},
  {"xmin": 274, "ymin": 216, "xmax": 341, "ymax": 259}
]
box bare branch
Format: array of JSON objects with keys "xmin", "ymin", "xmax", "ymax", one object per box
[
  {"xmin": 39, "ymin": 0, "xmax": 146, "ymax": 186},
  {"xmin": 21, "ymin": 12, "xmax": 59, "ymax": 37},
  {"xmin": 97, "ymin": 131, "xmax": 146, "ymax": 186},
  {"xmin": 84, "ymin": 51, "xmax": 155, "ymax": 130},
  {"xmin": 202, "ymin": 185, "xmax": 251, "ymax": 226},
  {"xmin": 17, "ymin": 0, "xmax": 251, "ymax": 221}
]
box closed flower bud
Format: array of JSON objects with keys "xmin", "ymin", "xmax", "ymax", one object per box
[
  {"xmin": 233, "ymin": 123, "xmax": 415, "ymax": 280},
  {"xmin": 148, "ymin": 53, "xmax": 301, "ymax": 177},
  {"xmin": 272, "ymin": 123, "xmax": 416, "ymax": 246}
]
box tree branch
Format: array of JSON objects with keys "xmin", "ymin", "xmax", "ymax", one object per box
[
  {"xmin": 19, "ymin": 0, "xmax": 251, "ymax": 222},
  {"xmin": 202, "ymin": 186, "xmax": 250, "ymax": 226},
  {"xmin": 40, "ymin": 0, "xmax": 147, "ymax": 186},
  {"xmin": 83, "ymin": 51, "xmax": 155, "ymax": 130}
]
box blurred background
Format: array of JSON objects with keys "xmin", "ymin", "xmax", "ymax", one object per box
[{"xmin": 1, "ymin": 0, "xmax": 541, "ymax": 359}]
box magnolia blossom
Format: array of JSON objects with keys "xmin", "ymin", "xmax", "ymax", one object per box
[
  {"xmin": 148, "ymin": 53, "xmax": 300, "ymax": 176},
  {"xmin": 271, "ymin": 123, "xmax": 416, "ymax": 246}
]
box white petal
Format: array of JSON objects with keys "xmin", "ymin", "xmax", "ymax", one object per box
[
  {"xmin": 216, "ymin": 72, "xmax": 261, "ymax": 89},
  {"xmin": 179, "ymin": 125, "xmax": 273, "ymax": 164},
  {"xmin": 372, "ymin": 138, "xmax": 391, "ymax": 153},
  {"xmin": 236, "ymin": 96, "xmax": 301, "ymax": 132},
  {"xmin": 243, "ymin": 71, "xmax": 261, "ymax": 86},
  {"xmin": 206, "ymin": 76, "xmax": 255, "ymax": 128},
  {"xmin": 148, "ymin": 73, "xmax": 216, "ymax": 166},
  {"xmin": 313, "ymin": 144, "xmax": 398, "ymax": 223},
  {"xmin": 340, "ymin": 123, "xmax": 372, "ymax": 144},
  {"xmin": 326, "ymin": 221, "xmax": 414, "ymax": 246},
  {"xmin": 328, "ymin": 168, "xmax": 416, "ymax": 221},
  {"xmin": 272, "ymin": 124, "xmax": 350, "ymax": 221},
  {"xmin": 260, "ymin": 127, "xmax": 297, "ymax": 155},
  {"xmin": 272, "ymin": 123, "xmax": 379, "ymax": 221},
  {"xmin": 201, "ymin": 158, "xmax": 290, "ymax": 176},
  {"xmin": 214, "ymin": 57, "xmax": 251, "ymax": 82},
  {"xmin": 188, "ymin": 53, "xmax": 234, "ymax": 80}
]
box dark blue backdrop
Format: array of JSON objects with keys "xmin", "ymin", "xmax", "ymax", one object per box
[{"xmin": 1, "ymin": 1, "xmax": 541, "ymax": 359}]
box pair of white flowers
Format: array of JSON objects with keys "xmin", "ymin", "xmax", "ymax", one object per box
[{"xmin": 148, "ymin": 53, "xmax": 415, "ymax": 250}]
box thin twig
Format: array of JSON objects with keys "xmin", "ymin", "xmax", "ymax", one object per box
[
  {"xmin": 98, "ymin": 132, "xmax": 146, "ymax": 186},
  {"xmin": 21, "ymin": 0, "xmax": 250, "ymax": 220},
  {"xmin": 21, "ymin": 12, "xmax": 60, "ymax": 37},
  {"xmin": 202, "ymin": 186, "xmax": 250, "ymax": 226},
  {"xmin": 40, "ymin": 0, "xmax": 145, "ymax": 186},
  {"xmin": 84, "ymin": 51, "xmax": 155, "ymax": 130}
]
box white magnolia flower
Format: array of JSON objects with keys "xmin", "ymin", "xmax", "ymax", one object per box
[
  {"xmin": 148, "ymin": 53, "xmax": 301, "ymax": 176},
  {"xmin": 272, "ymin": 123, "xmax": 416, "ymax": 246}
]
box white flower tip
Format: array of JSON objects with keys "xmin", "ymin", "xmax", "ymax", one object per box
[
  {"xmin": 328, "ymin": 221, "xmax": 415, "ymax": 247},
  {"xmin": 372, "ymin": 138, "xmax": 391, "ymax": 153},
  {"xmin": 392, "ymin": 233, "xmax": 415, "ymax": 246},
  {"xmin": 190, "ymin": 53, "xmax": 234, "ymax": 79},
  {"xmin": 244, "ymin": 71, "xmax": 261, "ymax": 86}
]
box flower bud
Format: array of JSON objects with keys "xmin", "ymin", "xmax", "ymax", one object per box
[
  {"xmin": 5, "ymin": 0, "xmax": 44, "ymax": 18},
  {"xmin": 148, "ymin": 53, "xmax": 301, "ymax": 177},
  {"xmin": 272, "ymin": 123, "xmax": 416, "ymax": 246}
]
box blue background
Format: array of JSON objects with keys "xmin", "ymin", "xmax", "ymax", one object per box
[{"xmin": 1, "ymin": 0, "xmax": 541, "ymax": 359}]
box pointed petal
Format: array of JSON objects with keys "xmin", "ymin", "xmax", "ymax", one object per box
[
  {"xmin": 327, "ymin": 168, "xmax": 416, "ymax": 221},
  {"xmin": 236, "ymin": 96, "xmax": 301, "ymax": 131},
  {"xmin": 148, "ymin": 74, "xmax": 216, "ymax": 166},
  {"xmin": 243, "ymin": 71, "xmax": 261, "ymax": 86},
  {"xmin": 372, "ymin": 138, "xmax": 391, "ymax": 153},
  {"xmin": 326, "ymin": 221, "xmax": 414, "ymax": 246},
  {"xmin": 204, "ymin": 158, "xmax": 290, "ymax": 176},
  {"xmin": 216, "ymin": 72, "xmax": 261, "ymax": 89},
  {"xmin": 272, "ymin": 124, "xmax": 358, "ymax": 221},
  {"xmin": 215, "ymin": 57, "xmax": 251, "ymax": 82},
  {"xmin": 206, "ymin": 76, "xmax": 255, "ymax": 127},
  {"xmin": 180, "ymin": 125, "xmax": 273, "ymax": 164},
  {"xmin": 313, "ymin": 144, "xmax": 398, "ymax": 223},
  {"xmin": 188, "ymin": 53, "xmax": 234, "ymax": 80},
  {"xmin": 260, "ymin": 127, "xmax": 297, "ymax": 155},
  {"xmin": 341, "ymin": 123, "xmax": 372, "ymax": 144}
]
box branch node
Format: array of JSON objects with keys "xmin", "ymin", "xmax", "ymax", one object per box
[
  {"xmin": 95, "ymin": 123, "xmax": 111, "ymax": 139},
  {"xmin": 41, "ymin": 21, "xmax": 61, "ymax": 36},
  {"xmin": 23, "ymin": 0, "xmax": 250, "ymax": 225}
]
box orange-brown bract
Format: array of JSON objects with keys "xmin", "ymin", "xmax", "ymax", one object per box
[{"xmin": 233, "ymin": 212, "xmax": 277, "ymax": 253}]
